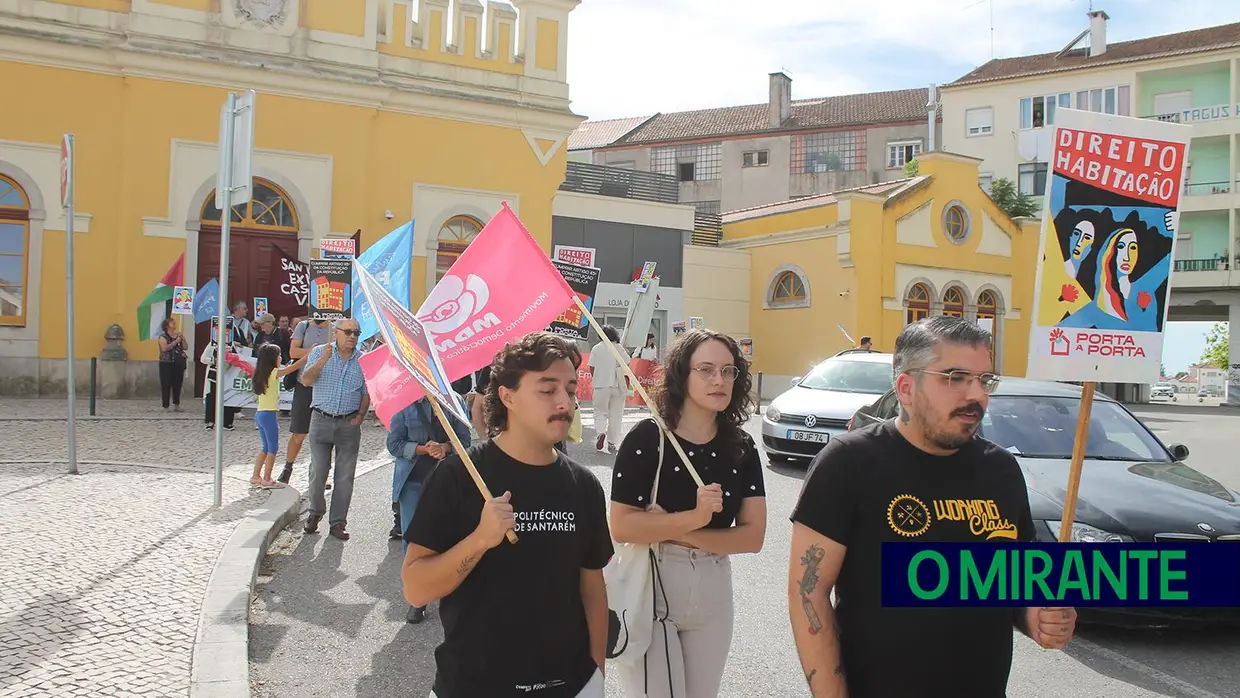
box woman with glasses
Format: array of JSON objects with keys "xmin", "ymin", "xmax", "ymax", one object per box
[{"xmin": 609, "ymin": 328, "xmax": 767, "ymax": 698}]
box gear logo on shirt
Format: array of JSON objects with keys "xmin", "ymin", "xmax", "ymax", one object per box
[{"xmin": 887, "ymin": 494, "xmax": 931, "ymax": 537}]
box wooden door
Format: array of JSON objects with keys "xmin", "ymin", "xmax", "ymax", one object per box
[{"xmin": 193, "ymin": 227, "xmax": 297, "ymax": 396}]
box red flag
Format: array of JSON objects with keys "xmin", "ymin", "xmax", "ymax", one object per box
[{"xmin": 361, "ymin": 204, "xmax": 575, "ymax": 427}]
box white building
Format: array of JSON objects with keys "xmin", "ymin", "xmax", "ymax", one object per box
[{"xmin": 941, "ymin": 11, "xmax": 1240, "ymax": 406}]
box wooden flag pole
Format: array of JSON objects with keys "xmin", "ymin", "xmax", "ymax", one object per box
[
  {"xmin": 427, "ymin": 396, "xmax": 519, "ymax": 545},
  {"xmin": 575, "ymin": 296, "xmax": 706, "ymax": 488},
  {"xmin": 1057, "ymin": 381, "xmax": 1096, "ymax": 542}
]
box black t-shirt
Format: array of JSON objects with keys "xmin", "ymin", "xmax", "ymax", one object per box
[
  {"xmin": 790, "ymin": 419, "xmax": 1035, "ymax": 698},
  {"xmin": 611, "ymin": 419, "xmax": 765, "ymax": 527},
  {"xmin": 404, "ymin": 440, "xmax": 614, "ymax": 698}
]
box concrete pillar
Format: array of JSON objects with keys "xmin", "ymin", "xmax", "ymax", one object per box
[{"xmin": 1227, "ymin": 304, "xmax": 1240, "ymax": 407}]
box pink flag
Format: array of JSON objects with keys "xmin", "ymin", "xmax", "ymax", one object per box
[{"xmin": 362, "ymin": 203, "xmax": 576, "ymax": 427}]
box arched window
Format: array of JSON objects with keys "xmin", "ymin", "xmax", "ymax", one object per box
[
  {"xmin": 905, "ymin": 282, "xmax": 930, "ymax": 325},
  {"xmin": 0, "ymin": 175, "xmax": 30, "ymax": 326},
  {"xmin": 977, "ymin": 290, "xmax": 999, "ymax": 369},
  {"xmin": 436, "ymin": 215, "xmax": 483, "ymax": 281},
  {"xmin": 201, "ymin": 179, "xmax": 298, "ymax": 230},
  {"xmin": 942, "ymin": 286, "xmax": 965, "ymax": 318},
  {"xmin": 770, "ymin": 270, "xmax": 807, "ymax": 304}
]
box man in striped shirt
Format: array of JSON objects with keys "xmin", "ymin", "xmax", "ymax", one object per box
[{"xmin": 299, "ymin": 317, "xmax": 370, "ymax": 541}]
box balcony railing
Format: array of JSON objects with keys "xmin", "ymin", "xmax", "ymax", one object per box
[
  {"xmin": 1144, "ymin": 113, "xmax": 1181, "ymax": 123},
  {"xmin": 692, "ymin": 211, "xmax": 723, "ymax": 246},
  {"xmin": 1184, "ymin": 180, "xmax": 1231, "ymax": 196},
  {"xmin": 559, "ymin": 162, "xmax": 679, "ymax": 204},
  {"xmin": 1175, "ymin": 258, "xmax": 1234, "ymax": 272}
]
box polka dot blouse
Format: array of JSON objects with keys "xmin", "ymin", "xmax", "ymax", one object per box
[{"xmin": 610, "ymin": 419, "xmax": 766, "ymax": 529}]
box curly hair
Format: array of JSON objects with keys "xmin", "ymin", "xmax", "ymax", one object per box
[
  {"xmin": 483, "ymin": 332, "xmax": 582, "ymax": 437},
  {"xmin": 651, "ymin": 328, "xmax": 755, "ymax": 458}
]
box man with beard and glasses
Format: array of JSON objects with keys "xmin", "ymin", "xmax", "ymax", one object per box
[
  {"xmin": 787, "ymin": 317, "xmax": 1076, "ymax": 698},
  {"xmin": 402, "ymin": 332, "xmax": 612, "ymax": 698}
]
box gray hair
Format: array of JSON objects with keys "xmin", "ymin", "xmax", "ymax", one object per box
[
  {"xmin": 893, "ymin": 316, "xmax": 993, "ymax": 376},
  {"xmin": 333, "ymin": 317, "xmax": 360, "ymax": 330}
]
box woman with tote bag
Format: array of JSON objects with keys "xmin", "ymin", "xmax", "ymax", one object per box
[{"xmin": 606, "ymin": 329, "xmax": 767, "ymax": 697}]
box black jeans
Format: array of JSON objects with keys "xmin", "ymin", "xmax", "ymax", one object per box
[
  {"xmin": 159, "ymin": 360, "xmax": 185, "ymax": 408},
  {"xmin": 203, "ymin": 384, "xmax": 236, "ymax": 427}
]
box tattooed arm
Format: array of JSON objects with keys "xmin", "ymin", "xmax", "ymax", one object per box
[
  {"xmin": 401, "ymin": 536, "xmax": 490, "ymax": 607},
  {"xmin": 788, "ymin": 522, "xmax": 848, "ymax": 698}
]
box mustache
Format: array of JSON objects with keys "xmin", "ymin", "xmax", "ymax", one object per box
[
  {"xmin": 952, "ymin": 403, "xmax": 984, "ymax": 418},
  {"xmin": 548, "ymin": 412, "xmax": 573, "ymax": 423}
]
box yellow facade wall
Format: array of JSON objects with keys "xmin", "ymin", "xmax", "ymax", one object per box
[
  {"xmin": 380, "ymin": 3, "xmax": 522, "ymax": 75},
  {"xmin": 2, "ymin": 62, "xmax": 563, "ymax": 362},
  {"xmin": 305, "ymin": 0, "xmax": 367, "ymax": 36},
  {"xmin": 742, "ymin": 238, "xmax": 857, "ymax": 378},
  {"xmin": 534, "ymin": 18, "xmax": 559, "ymax": 72},
  {"xmin": 47, "ymin": 0, "xmax": 130, "ymax": 11},
  {"xmin": 151, "ymin": 0, "xmax": 209, "ymax": 11},
  {"xmin": 723, "ymin": 205, "xmax": 838, "ymax": 240},
  {"xmin": 723, "ymin": 151, "xmax": 1042, "ymax": 380}
]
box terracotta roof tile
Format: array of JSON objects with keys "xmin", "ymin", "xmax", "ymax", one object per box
[
  {"xmin": 948, "ymin": 22, "xmax": 1240, "ymax": 87},
  {"xmin": 567, "ymin": 115, "xmax": 655, "ymax": 150},
  {"xmin": 588, "ymin": 88, "xmax": 940, "ymax": 147}
]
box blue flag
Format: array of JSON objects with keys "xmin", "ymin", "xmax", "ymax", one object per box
[
  {"xmin": 353, "ymin": 221, "xmax": 414, "ymax": 341},
  {"xmin": 193, "ymin": 278, "xmax": 220, "ymax": 324}
]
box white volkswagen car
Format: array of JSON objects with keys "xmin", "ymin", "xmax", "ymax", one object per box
[{"xmin": 761, "ymin": 350, "xmax": 895, "ymax": 464}]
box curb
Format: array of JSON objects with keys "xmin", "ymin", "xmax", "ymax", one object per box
[{"xmin": 189, "ymin": 484, "xmax": 303, "ymax": 698}]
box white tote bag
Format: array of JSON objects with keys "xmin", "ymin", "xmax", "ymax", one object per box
[{"xmin": 603, "ymin": 422, "xmax": 666, "ymax": 667}]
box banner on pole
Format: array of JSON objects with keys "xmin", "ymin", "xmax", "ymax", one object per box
[
  {"xmin": 359, "ymin": 204, "xmax": 577, "ymax": 427},
  {"xmin": 1025, "ymin": 108, "xmax": 1191, "ymax": 384},
  {"xmin": 173, "ymin": 286, "xmax": 195, "ymax": 315},
  {"xmin": 355, "ymin": 262, "xmax": 470, "ymax": 424},
  {"xmin": 320, "ymin": 237, "xmax": 357, "ymax": 259},
  {"xmin": 308, "ymin": 259, "xmax": 352, "ymax": 320},
  {"xmin": 548, "ymin": 261, "xmax": 600, "ymax": 340},
  {"xmin": 267, "ymin": 246, "xmax": 308, "ymax": 317},
  {"xmin": 253, "ymin": 297, "xmax": 268, "ymax": 318}
]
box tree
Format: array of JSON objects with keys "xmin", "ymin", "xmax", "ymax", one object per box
[
  {"xmin": 1160, "ymin": 362, "xmax": 1167, "ymax": 378},
  {"xmin": 1200, "ymin": 322, "xmax": 1231, "ymax": 369},
  {"xmin": 987, "ymin": 177, "xmax": 1039, "ymax": 219},
  {"xmin": 902, "ymin": 159, "xmax": 919, "ymax": 177}
]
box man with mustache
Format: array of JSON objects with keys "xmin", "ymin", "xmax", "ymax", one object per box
[
  {"xmin": 788, "ymin": 317, "xmax": 1076, "ymax": 697},
  {"xmin": 402, "ymin": 332, "xmax": 612, "ymax": 698}
]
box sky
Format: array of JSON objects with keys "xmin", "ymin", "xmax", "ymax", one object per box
[{"xmin": 564, "ymin": 0, "xmax": 1237, "ymax": 374}]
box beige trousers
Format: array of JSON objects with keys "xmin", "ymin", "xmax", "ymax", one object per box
[{"xmin": 617, "ymin": 544, "xmax": 735, "ymax": 698}]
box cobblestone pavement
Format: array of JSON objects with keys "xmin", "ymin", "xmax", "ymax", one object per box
[
  {"xmin": 0, "ymin": 398, "xmax": 642, "ymax": 471},
  {"xmin": 1, "ymin": 399, "xmax": 393, "ymax": 472},
  {"xmin": 0, "ymin": 461, "xmax": 266, "ymax": 697}
]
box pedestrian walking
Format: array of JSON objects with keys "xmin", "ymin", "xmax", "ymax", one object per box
[
  {"xmin": 201, "ymin": 332, "xmax": 238, "ymax": 430},
  {"xmin": 386, "ymin": 396, "xmax": 472, "ymax": 624},
  {"xmin": 250, "ymin": 344, "xmax": 301, "ymax": 488},
  {"xmin": 276, "ymin": 317, "xmax": 333, "ymax": 484},
  {"xmin": 156, "ymin": 317, "xmax": 188, "ymax": 412},
  {"xmin": 609, "ymin": 328, "xmax": 766, "ymax": 698},
  {"xmin": 402, "ymin": 332, "xmax": 612, "ymax": 698},
  {"xmin": 588, "ymin": 325, "xmax": 630, "ymax": 453},
  {"xmin": 299, "ymin": 317, "xmax": 369, "ymax": 541},
  {"xmin": 788, "ymin": 317, "xmax": 1076, "ymax": 697}
]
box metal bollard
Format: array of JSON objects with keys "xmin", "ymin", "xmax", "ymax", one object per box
[
  {"xmin": 89, "ymin": 357, "xmax": 97, "ymax": 416},
  {"xmin": 755, "ymin": 371, "xmax": 763, "ymax": 415}
]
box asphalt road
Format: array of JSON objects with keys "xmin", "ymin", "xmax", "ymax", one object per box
[{"xmin": 249, "ymin": 406, "xmax": 1240, "ymax": 698}]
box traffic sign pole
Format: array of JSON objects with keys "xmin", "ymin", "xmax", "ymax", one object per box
[{"xmin": 62, "ymin": 134, "xmax": 78, "ymax": 476}]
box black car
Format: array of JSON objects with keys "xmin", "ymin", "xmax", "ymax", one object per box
[{"xmin": 849, "ymin": 377, "xmax": 1240, "ymax": 628}]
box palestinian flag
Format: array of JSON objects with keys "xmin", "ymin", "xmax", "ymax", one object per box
[{"xmin": 136, "ymin": 254, "xmax": 185, "ymax": 341}]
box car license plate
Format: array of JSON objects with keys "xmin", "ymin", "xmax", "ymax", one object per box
[{"xmin": 788, "ymin": 430, "xmax": 829, "ymax": 443}]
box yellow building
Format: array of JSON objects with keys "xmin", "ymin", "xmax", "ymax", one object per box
[
  {"xmin": 0, "ymin": 0, "xmax": 581, "ymax": 396},
  {"xmin": 705, "ymin": 151, "xmax": 1042, "ymax": 389}
]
